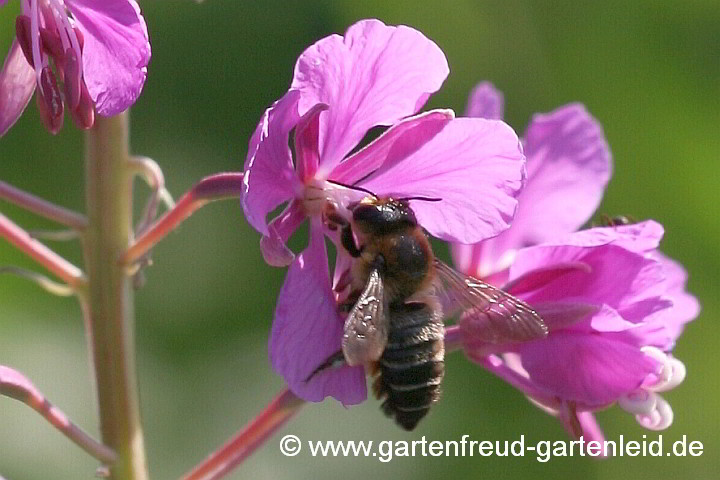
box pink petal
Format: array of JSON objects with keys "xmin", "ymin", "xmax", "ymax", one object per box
[
  {"xmin": 450, "ymin": 242, "xmax": 485, "ymax": 279},
  {"xmin": 627, "ymin": 252, "xmax": 699, "ymax": 350},
  {"xmin": 511, "ymin": 242, "xmax": 669, "ymax": 316},
  {"xmin": 67, "ymin": 0, "xmax": 151, "ymax": 115},
  {"xmin": 294, "ymin": 103, "xmax": 328, "ymax": 182},
  {"xmin": 259, "ymin": 200, "xmax": 305, "ymax": 267},
  {"xmin": 519, "ymin": 332, "xmax": 659, "ymax": 407},
  {"xmin": 292, "ymin": 19, "xmax": 449, "ymax": 175},
  {"xmin": 503, "ymin": 261, "xmax": 592, "ymax": 296},
  {"xmin": 556, "ymin": 220, "xmax": 664, "ymax": 252},
  {"xmin": 0, "ymin": 40, "xmax": 36, "ymax": 137},
  {"xmin": 330, "ymin": 109, "xmax": 454, "ymax": 185},
  {"xmin": 332, "ymin": 248, "xmax": 354, "ymax": 294},
  {"xmin": 465, "ymin": 81, "xmax": 504, "ymax": 120},
  {"xmin": 477, "ymin": 104, "xmax": 612, "ymax": 270},
  {"xmin": 655, "ymin": 253, "xmax": 700, "ymax": 331},
  {"xmin": 242, "ymin": 91, "xmax": 302, "ymax": 236},
  {"xmin": 269, "ymin": 223, "xmax": 367, "ymax": 405},
  {"xmin": 586, "ymin": 304, "xmax": 647, "ymax": 333},
  {"xmin": 533, "ymin": 301, "xmax": 600, "ymax": 331},
  {"xmin": 360, "ymin": 118, "xmax": 525, "ymax": 243}
]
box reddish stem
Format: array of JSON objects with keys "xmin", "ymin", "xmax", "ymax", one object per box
[
  {"xmin": 181, "ymin": 389, "xmax": 304, "ymax": 480},
  {"xmin": 0, "ymin": 365, "xmax": 116, "ymax": 464},
  {"xmin": 0, "ymin": 212, "xmax": 85, "ymax": 287},
  {"xmin": 122, "ymin": 173, "xmax": 244, "ymax": 265},
  {"xmin": 0, "ymin": 180, "xmax": 87, "ymax": 229}
]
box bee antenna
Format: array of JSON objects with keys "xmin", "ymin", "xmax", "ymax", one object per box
[
  {"xmin": 326, "ymin": 179, "xmax": 377, "ymax": 198},
  {"xmin": 397, "ymin": 196, "xmax": 443, "ymax": 203}
]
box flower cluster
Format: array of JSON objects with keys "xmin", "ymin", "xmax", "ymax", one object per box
[
  {"xmin": 0, "ymin": 0, "xmax": 150, "ymax": 136},
  {"xmin": 242, "ymin": 19, "xmax": 698, "ymax": 439},
  {"xmin": 453, "ymin": 83, "xmax": 698, "ymax": 441}
]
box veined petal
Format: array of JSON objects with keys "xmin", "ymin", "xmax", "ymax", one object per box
[
  {"xmin": 626, "ymin": 252, "xmax": 699, "ymax": 350},
  {"xmin": 519, "ymin": 331, "xmax": 659, "ymax": 407},
  {"xmin": 330, "ymin": 109, "xmax": 454, "ymax": 185},
  {"xmin": 503, "ymin": 261, "xmax": 592, "ymax": 296},
  {"xmin": 269, "ymin": 223, "xmax": 366, "ymax": 405},
  {"xmin": 294, "ymin": 103, "xmax": 328, "ymax": 182},
  {"xmin": 292, "ymin": 19, "xmax": 449, "ymax": 175},
  {"xmin": 465, "ymin": 81, "xmax": 504, "ymax": 120},
  {"xmin": 243, "ymin": 91, "xmax": 302, "ymax": 236},
  {"xmin": 511, "ymin": 241, "xmax": 670, "ymax": 316},
  {"xmin": 533, "ymin": 301, "xmax": 600, "ymax": 331},
  {"xmin": 476, "ymin": 104, "xmax": 611, "ymax": 266},
  {"xmin": 652, "ymin": 253, "xmax": 700, "ymax": 339},
  {"xmin": 360, "ymin": 118, "xmax": 525, "ymax": 243},
  {"xmin": 67, "ymin": 0, "xmax": 151, "ymax": 115},
  {"xmin": 0, "ymin": 40, "xmax": 36, "ymax": 137}
]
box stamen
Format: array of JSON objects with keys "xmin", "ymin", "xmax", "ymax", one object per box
[
  {"xmin": 15, "ymin": 15, "xmax": 34, "ymax": 65},
  {"xmin": 63, "ymin": 48, "xmax": 81, "ymax": 109},
  {"xmin": 70, "ymin": 82, "xmax": 95, "ymax": 129},
  {"xmin": 39, "ymin": 27, "xmax": 64, "ymax": 60},
  {"xmin": 46, "ymin": 0, "xmax": 70, "ymax": 52},
  {"xmin": 72, "ymin": 25, "xmax": 84, "ymax": 52},
  {"xmin": 563, "ymin": 401, "xmax": 583, "ymax": 439},
  {"xmin": 39, "ymin": 0, "xmax": 66, "ymax": 53},
  {"xmin": 30, "ymin": 0, "xmax": 43, "ymax": 86},
  {"xmin": 48, "ymin": 0, "xmax": 83, "ymax": 73},
  {"xmin": 525, "ymin": 394, "xmax": 560, "ymax": 416},
  {"xmin": 37, "ymin": 67, "xmax": 64, "ymax": 134}
]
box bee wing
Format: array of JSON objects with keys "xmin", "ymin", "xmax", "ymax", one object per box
[
  {"xmin": 433, "ymin": 259, "xmax": 548, "ymax": 343},
  {"xmin": 342, "ymin": 268, "xmax": 389, "ymax": 366}
]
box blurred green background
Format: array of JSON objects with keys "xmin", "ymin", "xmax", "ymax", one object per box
[{"xmin": 1, "ymin": 1, "xmax": 718, "ymax": 479}]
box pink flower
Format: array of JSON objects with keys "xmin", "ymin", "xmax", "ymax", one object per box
[
  {"xmin": 452, "ymin": 82, "xmax": 612, "ymax": 283},
  {"xmin": 242, "ymin": 21, "xmax": 527, "ymax": 404},
  {"xmin": 463, "ymin": 223, "xmax": 698, "ymax": 440},
  {"xmin": 452, "ymin": 83, "xmax": 698, "ymax": 441},
  {"xmin": 0, "ymin": 0, "xmax": 151, "ymax": 136}
]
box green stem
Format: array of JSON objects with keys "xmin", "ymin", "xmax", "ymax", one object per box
[{"xmin": 83, "ymin": 114, "xmax": 148, "ymax": 480}]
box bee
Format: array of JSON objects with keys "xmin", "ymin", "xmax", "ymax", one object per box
[{"xmin": 310, "ymin": 196, "xmax": 548, "ymax": 430}]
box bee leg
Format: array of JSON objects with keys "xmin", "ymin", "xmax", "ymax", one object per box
[
  {"xmin": 341, "ymin": 224, "xmax": 363, "ymax": 258},
  {"xmin": 304, "ymin": 350, "xmax": 346, "ymax": 382},
  {"xmin": 337, "ymin": 287, "xmax": 362, "ymax": 314}
]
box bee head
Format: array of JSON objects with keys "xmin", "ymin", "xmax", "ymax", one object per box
[{"xmin": 352, "ymin": 198, "xmax": 417, "ymax": 235}]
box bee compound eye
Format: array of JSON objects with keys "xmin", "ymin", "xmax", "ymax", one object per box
[{"xmin": 353, "ymin": 203, "xmax": 383, "ymax": 224}]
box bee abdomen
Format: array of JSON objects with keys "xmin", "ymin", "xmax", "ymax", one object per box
[{"xmin": 373, "ymin": 303, "xmax": 444, "ymax": 431}]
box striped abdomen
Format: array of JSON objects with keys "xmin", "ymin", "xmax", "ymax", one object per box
[{"xmin": 372, "ymin": 302, "xmax": 445, "ymax": 431}]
